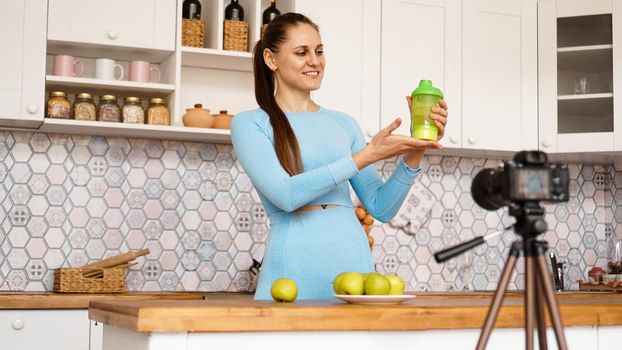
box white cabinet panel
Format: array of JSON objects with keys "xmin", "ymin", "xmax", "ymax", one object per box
[
  {"xmin": 0, "ymin": 310, "xmax": 90, "ymax": 350},
  {"xmin": 0, "ymin": 0, "xmax": 46, "ymax": 127},
  {"xmin": 380, "ymin": 0, "xmax": 462, "ymax": 147},
  {"xmin": 462, "ymin": 0, "xmax": 538, "ymax": 151},
  {"xmin": 294, "ymin": 0, "xmax": 370, "ymax": 132},
  {"xmin": 48, "ymin": 0, "xmax": 176, "ymax": 51}
]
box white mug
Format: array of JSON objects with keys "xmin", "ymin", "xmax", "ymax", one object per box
[{"xmin": 95, "ymin": 58, "xmax": 124, "ymax": 81}]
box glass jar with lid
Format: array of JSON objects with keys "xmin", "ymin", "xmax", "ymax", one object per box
[
  {"xmin": 47, "ymin": 91, "xmax": 71, "ymax": 119},
  {"xmin": 98, "ymin": 95, "xmax": 121, "ymax": 122},
  {"xmin": 73, "ymin": 93, "xmax": 96, "ymax": 121},
  {"xmin": 146, "ymin": 98, "xmax": 170, "ymax": 125},
  {"xmin": 122, "ymin": 97, "xmax": 145, "ymax": 124}
]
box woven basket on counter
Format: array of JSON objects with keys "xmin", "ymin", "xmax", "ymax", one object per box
[
  {"xmin": 182, "ymin": 19, "xmax": 205, "ymax": 47},
  {"xmin": 53, "ymin": 267, "xmax": 126, "ymax": 293},
  {"xmin": 224, "ymin": 19, "xmax": 248, "ymax": 52}
]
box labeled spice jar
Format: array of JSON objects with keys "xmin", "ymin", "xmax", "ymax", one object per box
[
  {"xmin": 73, "ymin": 93, "xmax": 96, "ymax": 121},
  {"xmin": 146, "ymin": 98, "xmax": 170, "ymax": 125},
  {"xmin": 46, "ymin": 91, "xmax": 71, "ymax": 119},
  {"xmin": 122, "ymin": 97, "xmax": 144, "ymax": 124},
  {"xmin": 98, "ymin": 95, "xmax": 121, "ymax": 122}
]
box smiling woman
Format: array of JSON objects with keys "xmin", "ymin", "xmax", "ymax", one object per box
[{"xmin": 231, "ymin": 13, "xmax": 448, "ymax": 300}]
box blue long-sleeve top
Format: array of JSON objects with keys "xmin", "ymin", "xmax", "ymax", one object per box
[{"xmin": 231, "ymin": 107, "xmax": 421, "ymax": 222}]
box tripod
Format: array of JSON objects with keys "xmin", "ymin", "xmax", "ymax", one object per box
[{"xmin": 476, "ymin": 203, "xmax": 568, "ymax": 350}]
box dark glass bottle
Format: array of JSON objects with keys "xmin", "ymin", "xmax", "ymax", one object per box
[
  {"xmin": 225, "ymin": 0, "xmax": 244, "ymax": 21},
  {"xmin": 182, "ymin": 0, "xmax": 202, "ymax": 19},
  {"xmin": 262, "ymin": 0, "xmax": 281, "ymax": 25}
]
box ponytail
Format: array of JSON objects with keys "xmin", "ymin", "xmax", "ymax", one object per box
[{"xmin": 252, "ymin": 13, "xmax": 319, "ymax": 176}]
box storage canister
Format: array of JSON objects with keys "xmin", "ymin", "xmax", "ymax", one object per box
[
  {"xmin": 47, "ymin": 91, "xmax": 71, "ymax": 119},
  {"xmin": 73, "ymin": 93, "xmax": 96, "ymax": 121},
  {"xmin": 122, "ymin": 97, "xmax": 145, "ymax": 124}
]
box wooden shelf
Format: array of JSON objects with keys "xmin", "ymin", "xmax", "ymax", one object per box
[
  {"xmin": 47, "ymin": 40, "xmax": 174, "ymax": 63},
  {"xmin": 557, "ymin": 44, "xmax": 613, "ymax": 52},
  {"xmin": 46, "ymin": 75, "xmax": 176, "ymax": 95},
  {"xmin": 181, "ymin": 47, "xmax": 253, "ymax": 72},
  {"xmin": 39, "ymin": 118, "xmax": 231, "ymax": 143},
  {"xmin": 558, "ymin": 93, "xmax": 613, "ymax": 100}
]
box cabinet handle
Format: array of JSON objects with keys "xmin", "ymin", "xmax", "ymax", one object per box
[
  {"xmin": 107, "ymin": 29, "xmax": 119, "ymax": 40},
  {"xmin": 366, "ymin": 129, "xmax": 376, "ymax": 137},
  {"xmin": 542, "ymin": 139, "xmax": 552, "ymax": 148},
  {"xmin": 27, "ymin": 104, "xmax": 38, "ymax": 114},
  {"xmin": 11, "ymin": 319, "xmax": 24, "ymax": 330},
  {"xmin": 467, "ymin": 137, "xmax": 477, "ymax": 145},
  {"xmin": 449, "ymin": 136, "xmax": 458, "ymax": 144}
]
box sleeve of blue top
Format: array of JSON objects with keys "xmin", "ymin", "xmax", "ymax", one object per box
[
  {"xmin": 346, "ymin": 117, "xmax": 421, "ymax": 223},
  {"xmin": 231, "ymin": 115, "xmax": 360, "ymax": 213}
]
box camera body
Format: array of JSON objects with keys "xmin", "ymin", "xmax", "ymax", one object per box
[{"xmin": 472, "ymin": 151, "xmax": 569, "ymax": 210}]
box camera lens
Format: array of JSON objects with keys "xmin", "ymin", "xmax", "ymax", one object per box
[{"xmin": 471, "ymin": 168, "xmax": 506, "ymax": 210}]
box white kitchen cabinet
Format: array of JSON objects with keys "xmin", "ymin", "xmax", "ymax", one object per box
[
  {"xmin": 380, "ymin": 0, "xmax": 462, "ymax": 147},
  {"xmin": 294, "ymin": 0, "xmax": 378, "ymax": 137},
  {"xmin": 47, "ymin": 0, "xmax": 177, "ymax": 52},
  {"xmin": 0, "ymin": 0, "xmax": 46, "ymax": 128},
  {"xmin": 462, "ymin": 0, "xmax": 538, "ymax": 151},
  {"xmin": 0, "ymin": 309, "xmax": 91, "ymax": 350},
  {"xmin": 538, "ymin": 0, "xmax": 619, "ymax": 153}
]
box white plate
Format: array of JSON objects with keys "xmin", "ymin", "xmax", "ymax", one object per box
[{"xmin": 334, "ymin": 294, "xmax": 416, "ymax": 305}]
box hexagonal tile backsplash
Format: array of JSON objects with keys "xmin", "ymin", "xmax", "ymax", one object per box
[{"xmin": 0, "ymin": 131, "xmax": 615, "ymax": 292}]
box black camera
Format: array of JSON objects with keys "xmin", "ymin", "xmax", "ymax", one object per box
[{"xmin": 471, "ymin": 151, "xmax": 569, "ymax": 210}]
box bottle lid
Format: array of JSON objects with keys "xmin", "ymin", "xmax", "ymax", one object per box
[
  {"xmin": 150, "ymin": 98, "xmax": 166, "ymax": 104},
  {"xmin": 411, "ymin": 80, "xmax": 444, "ymax": 98},
  {"xmin": 219, "ymin": 110, "xmax": 229, "ymax": 114},
  {"xmin": 75, "ymin": 93, "xmax": 93, "ymax": 100},
  {"xmin": 49, "ymin": 91, "xmax": 67, "ymax": 98},
  {"xmin": 194, "ymin": 103, "xmax": 203, "ymax": 108},
  {"xmin": 124, "ymin": 97, "xmax": 142, "ymax": 103},
  {"xmin": 100, "ymin": 95, "xmax": 118, "ymax": 101}
]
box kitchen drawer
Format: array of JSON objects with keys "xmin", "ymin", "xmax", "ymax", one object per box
[
  {"xmin": 47, "ymin": 0, "xmax": 176, "ymax": 51},
  {"xmin": 0, "ymin": 309, "xmax": 90, "ymax": 350}
]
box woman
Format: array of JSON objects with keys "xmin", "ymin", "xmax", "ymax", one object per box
[{"xmin": 231, "ymin": 13, "xmax": 448, "ymax": 300}]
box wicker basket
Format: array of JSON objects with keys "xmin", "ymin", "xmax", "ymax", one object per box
[
  {"xmin": 53, "ymin": 267, "xmax": 126, "ymax": 293},
  {"xmin": 182, "ymin": 19, "xmax": 205, "ymax": 48},
  {"xmin": 224, "ymin": 20, "xmax": 248, "ymax": 52},
  {"xmin": 261, "ymin": 24, "xmax": 268, "ymax": 39}
]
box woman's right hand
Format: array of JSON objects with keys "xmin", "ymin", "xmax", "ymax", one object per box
[{"xmin": 352, "ymin": 118, "xmax": 442, "ymax": 170}]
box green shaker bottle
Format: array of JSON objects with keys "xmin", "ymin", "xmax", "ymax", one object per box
[{"xmin": 411, "ymin": 80, "xmax": 444, "ymax": 141}]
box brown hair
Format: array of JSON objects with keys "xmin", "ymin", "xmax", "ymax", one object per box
[{"xmin": 253, "ymin": 13, "xmax": 319, "ymax": 176}]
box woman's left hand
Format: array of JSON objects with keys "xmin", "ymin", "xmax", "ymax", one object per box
[{"xmin": 406, "ymin": 96, "xmax": 449, "ymax": 140}]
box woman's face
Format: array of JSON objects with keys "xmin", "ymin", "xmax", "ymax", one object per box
[{"xmin": 269, "ymin": 24, "xmax": 325, "ymax": 92}]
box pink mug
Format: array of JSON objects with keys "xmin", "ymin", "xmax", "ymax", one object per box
[
  {"xmin": 129, "ymin": 61, "xmax": 161, "ymax": 83},
  {"xmin": 53, "ymin": 55, "xmax": 84, "ymax": 77}
]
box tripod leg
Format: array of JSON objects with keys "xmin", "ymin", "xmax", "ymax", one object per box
[
  {"xmin": 476, "ymin": 251, "xmax": 518, "ymax": 350},
  {"xmin": 525, "ymin": 256, "xmax": 536, "ymax": 350},
  {"xmin": 534, "ymin": 267, "xmax": 548, "ymax": 350},
  {"xmin": 536, "ymin": 255, "xmax": 568, "ymax": 350}
]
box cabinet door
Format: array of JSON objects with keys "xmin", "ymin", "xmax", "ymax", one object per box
[
  {"xmin": 294, "ymin": 0, "xmax": 376, "ymax": 136},
  {"xmin": 380, "ymin": 0, "xmax": 462, "ymax": 147},
  {"xmin": 462, "ymin": 0, "xmax": 538, "ymax": 151},
  {"xmin": 0, "ymin": 310, "xmax": 90, "ymax": 350},
  {"xmin": 0, "ymin": 0, "xmax": 46, "ymax": 127},
  {"xmin": 47, "ymin": 0, "xmax": 176, "ymax": 51},
  {"xmin": 538, "ymin": 0, "xmax": 616, "ymax": 153}
]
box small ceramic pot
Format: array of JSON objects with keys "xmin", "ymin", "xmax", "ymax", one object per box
[
  {"xmin": 182, "ymin": 104, "xmax": 213, "ymax": 128},
  {"xmin": 212, "ymin": 110, "xmax": 234, "ymax": 129},
  {"xmin": 588, "ymin": 266, "xmax": 606, "ymax": 283}
]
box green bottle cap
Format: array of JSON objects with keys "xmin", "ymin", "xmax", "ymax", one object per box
[{"xmin": 411, "ymin": 80, "xmax": 444, "ymax": 98}]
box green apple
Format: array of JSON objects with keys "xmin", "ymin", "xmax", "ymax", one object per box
[
  {"xmin": 364, "ymin": 272, "xmax": 391, "ymax": 295},
  {"xmin": 271, "ymin": 278, "xmax": 298, "ymax": 302},
  {"xmin": 339, "ymin": 272, "xmax": 365, "ymax": 295},
  {"xmin": 333, "ymin": 272, "xmax": 348, "ymax": 294},
  {"xmin": 386, "ymin": 275, "xmax": 406, "ymax": 295}
]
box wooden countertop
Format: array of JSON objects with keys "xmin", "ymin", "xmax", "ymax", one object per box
[
  {"xmin": 0, "ymin": 292, "xmax": 204, "ymax": 309},
  {"xmin": 89, "ymin": 292, "xmax": 622, "ymax": 333}
]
